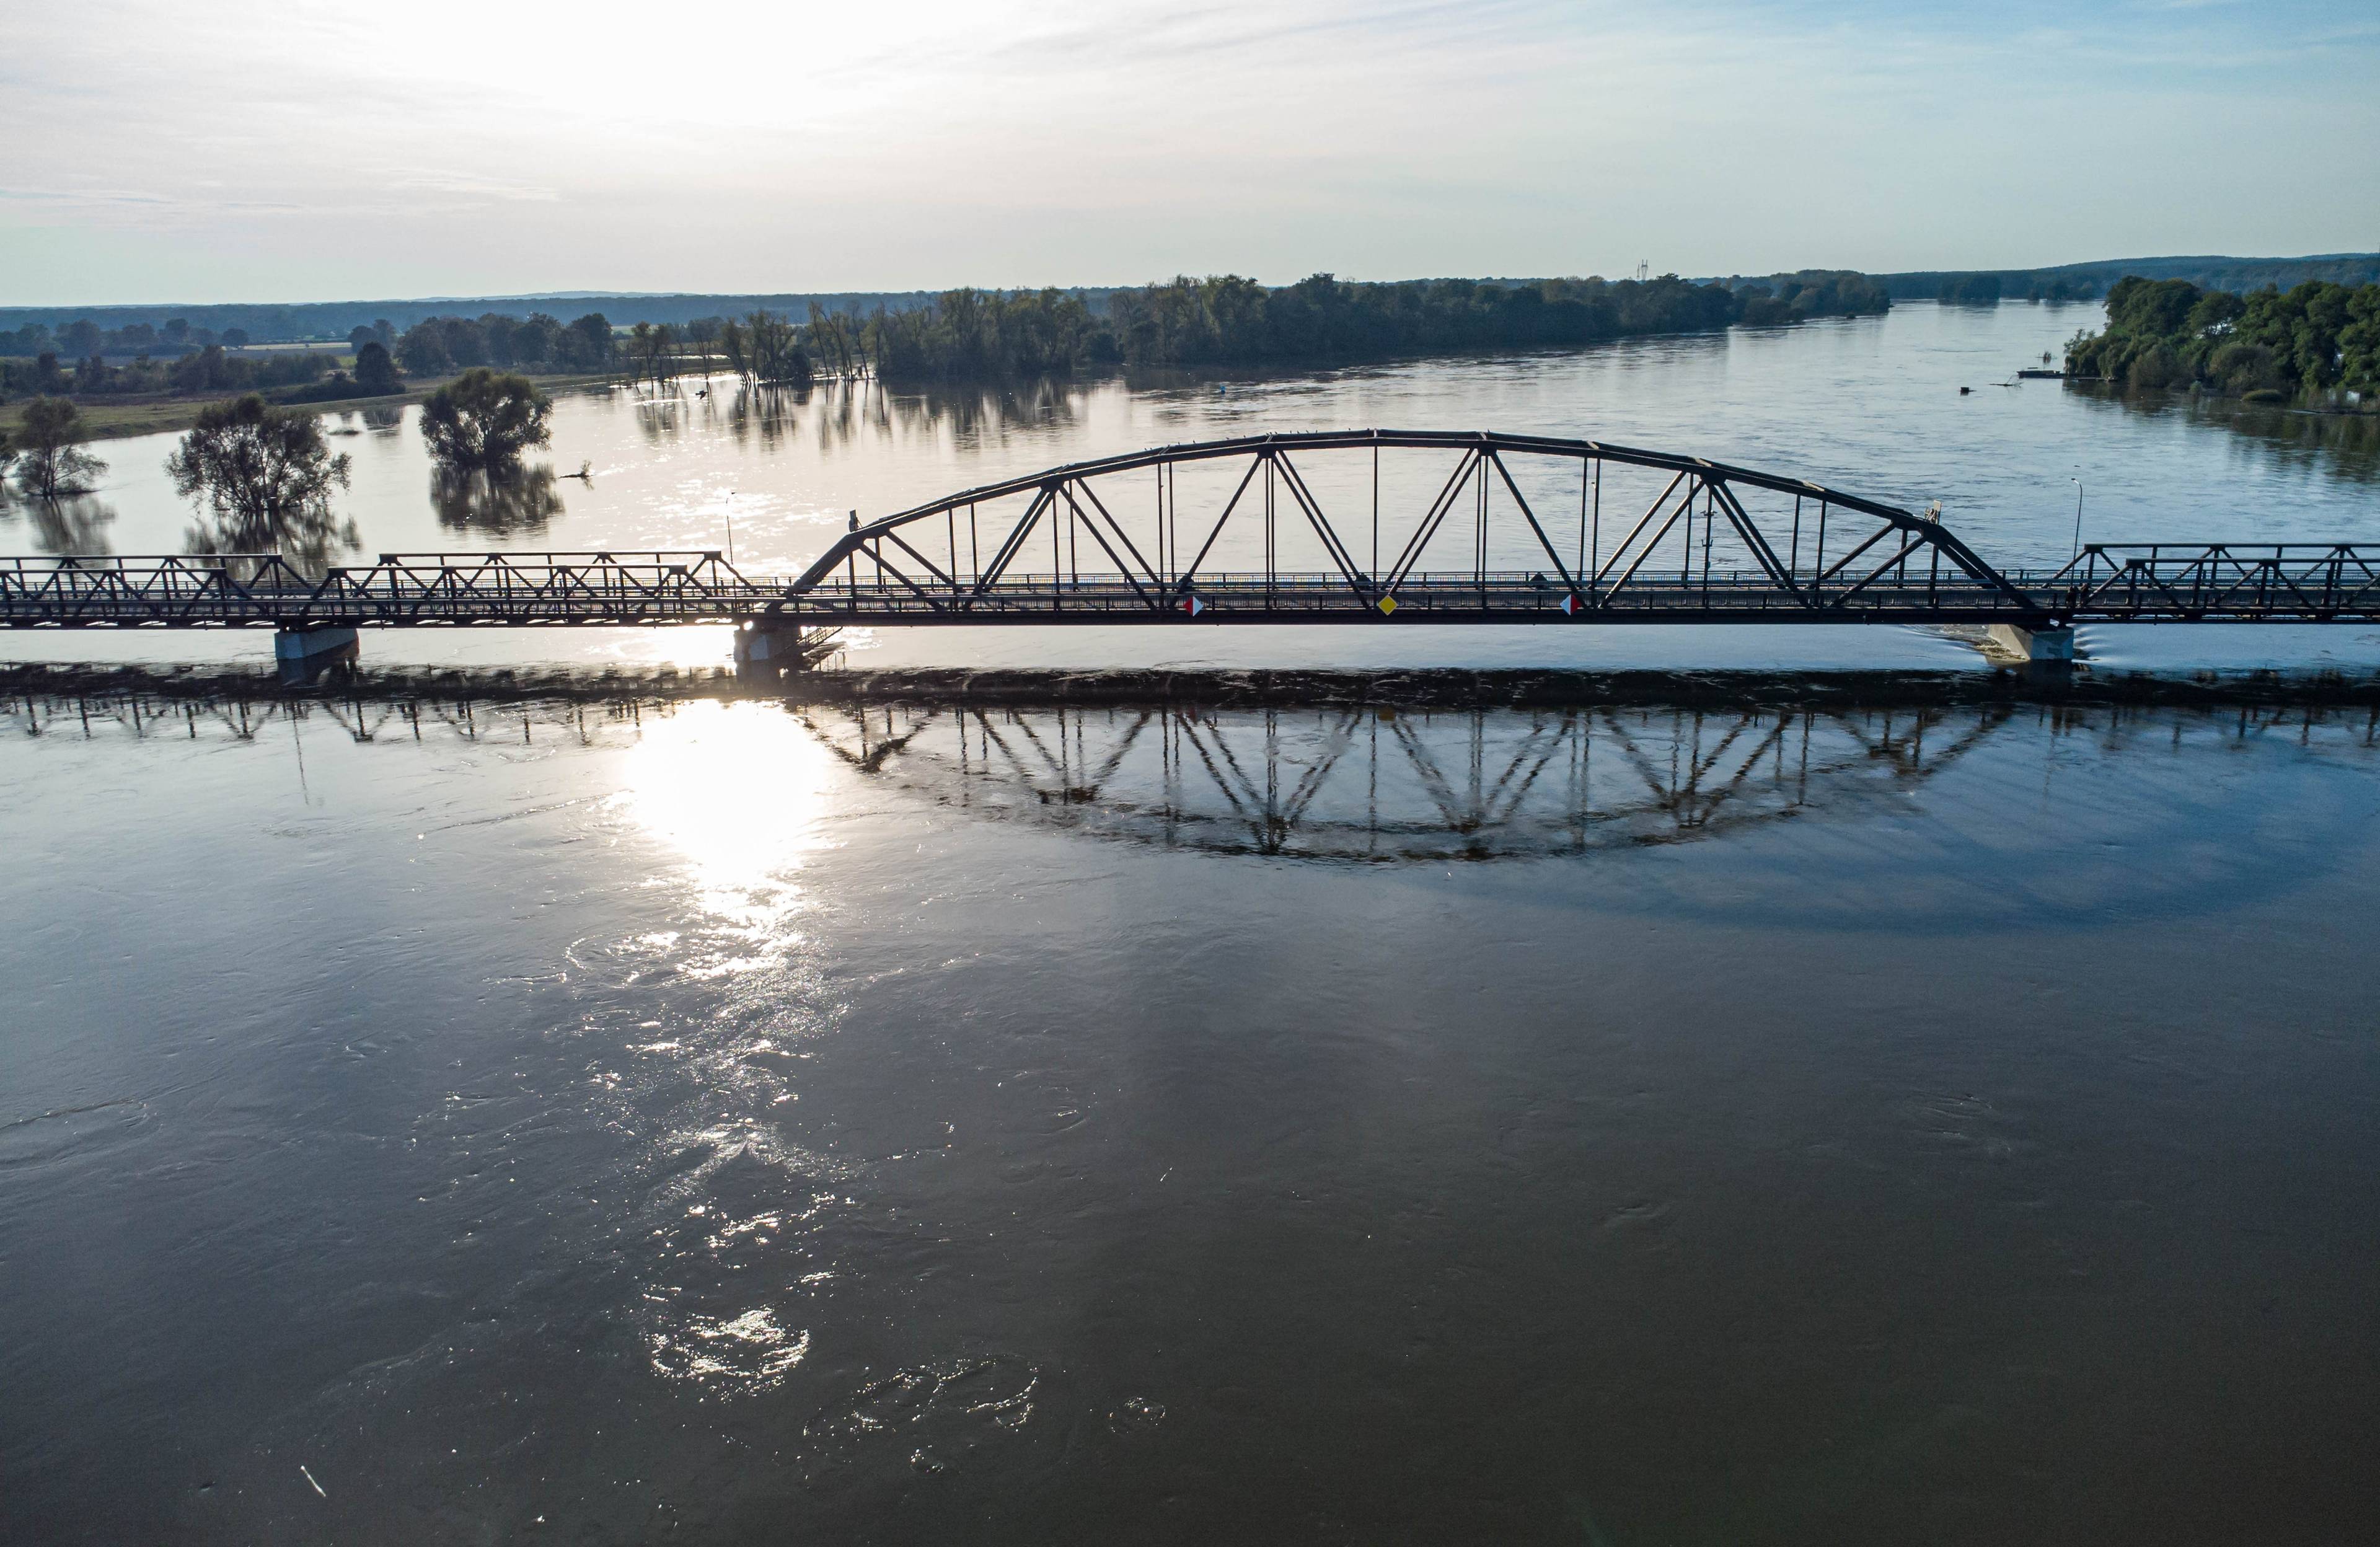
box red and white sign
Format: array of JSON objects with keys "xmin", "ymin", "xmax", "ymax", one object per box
[
  {"xmin": 1179, "ymin": 596, "xmax": 1207, "ymax": 617},
  {"xmin": 1561, "ymin": 593, "xmax": 1587, "ymax": 616}
]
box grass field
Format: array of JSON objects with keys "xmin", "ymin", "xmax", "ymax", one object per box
[{"xmin": 1, "ymin": 371, "xmax": 620, "ymax": 444}]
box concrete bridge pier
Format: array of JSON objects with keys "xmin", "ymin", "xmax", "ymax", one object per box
[
  {"xmin": 733, "ymin": 620, "xmax": 819, "ymax": 680},
  {"xmin": 1983, "ymin": 622, "xmax": 2076, "ymax": 667},
  {"xmin": 275, "ymin": 624, "xmax": 359, "ymax": 684}
]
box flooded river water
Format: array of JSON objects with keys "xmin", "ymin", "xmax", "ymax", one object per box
[
  {"xmin": 4, "ymin": 304, "xmax": 2379, "ymax": 1542},
  {"xmin": 7, "ymin": 300, "xmax": 2379, "ymax": 674}
]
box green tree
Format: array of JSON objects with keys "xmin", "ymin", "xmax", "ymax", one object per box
[
  {"xmin": 353, "ymin": 341, "xmax": 402, "ymax": 396},
  {"xmin": 509, "ymin": 313, "xmax": 564, "ymax": 369},
  {"xmin": 165, "ymin": 394, "xmax": 352, "ymax": 552},
  {"xmin": 12, "ymin": 397, "xmax": 108, "ymax": 497},
  {"xmin": 2342, "ymin": 286, "xmax": 2380, "ymax": 397},
  {"xmin": 418, "ymin": 368, "xmax": 552, "ymax": 471},
  {"xmin": 560, "ymin": 312, "xmax": 614, "ymax": 370},
  {"xmin": 2068, "ymin": 275, "xmax": 2380, "ymax": 402}
]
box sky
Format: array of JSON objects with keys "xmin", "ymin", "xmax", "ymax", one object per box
[{"xmin": 3, "ymin": 0, "xmax": 2375, "ymax": 306}]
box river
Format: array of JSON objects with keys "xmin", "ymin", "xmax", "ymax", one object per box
[
  {"xmin": 4, "ymin": 304, "xmax": 2379, "ymax": 1543},
  {"xmin": 7, "ymin": 301, "xmax": 2380, "ymax": 673}
]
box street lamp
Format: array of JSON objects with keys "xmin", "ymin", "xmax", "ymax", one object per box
[{"xmin": 2069, "ymin": 477, "xmax": 2085, "ymax": 562}]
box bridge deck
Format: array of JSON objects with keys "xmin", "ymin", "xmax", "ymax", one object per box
[{"xmin": 4, "ymin": 552, "xmax": 2377, "ymax": 630}]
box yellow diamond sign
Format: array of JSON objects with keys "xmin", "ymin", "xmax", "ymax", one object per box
[{"xmin": 1377, "ymin": 595, "xmax": 1399, "ymax": 615}]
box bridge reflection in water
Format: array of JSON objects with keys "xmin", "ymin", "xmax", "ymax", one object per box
[
  {"xmin": 14, "ymin": 669, "xmax": 2377, "ymax": 865},
  {"xmin": 802, "ymin": 702, "xmax": 2009, "ymax": 861}
]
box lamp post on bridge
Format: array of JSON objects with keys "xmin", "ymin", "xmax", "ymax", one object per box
[{"xmin": 2070, "ymin": 477, "xmax": 2085, "ymax": 562}]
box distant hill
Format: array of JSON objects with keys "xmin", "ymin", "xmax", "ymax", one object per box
[
  {"xmin": 1864, "ymin": 253, "xmax": 2380, "ymax": 303},
  {"xmin": 0, "ymin": 290, "xmax": 1087, "ymax": 348},
  {"xmin": 9, "ymin": 257, "xmax": 2377, "ymax": 348}
]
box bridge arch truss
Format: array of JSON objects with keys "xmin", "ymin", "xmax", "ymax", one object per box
[{"xmin": 787, "ymin": 430, "xmax": 2047, "ymax": 626}]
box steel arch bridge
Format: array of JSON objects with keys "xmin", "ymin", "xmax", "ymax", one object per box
[
  {"xmin": 4, "ymin": 430, "xmax": 2378, "ymax": 644},
  {"xmin": 787, "ymin": 428, "xmax": 2048, "ymax": 627}
]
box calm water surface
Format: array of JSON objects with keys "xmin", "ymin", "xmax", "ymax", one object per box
[{"xmin": 4, "ymin": 306, "xmax": 2380, "ymax": 1543}]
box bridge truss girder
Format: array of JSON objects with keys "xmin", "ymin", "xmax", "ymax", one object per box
[
  {"xmin": 2044, "ymin": 544, "xmax": 2380, "ymax": 623},
  {"xmin": 787, "ymin": 430, "xmax": 2048, "ymax": 625}
]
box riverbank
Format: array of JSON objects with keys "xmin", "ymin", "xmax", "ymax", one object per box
[
  {"xmin": 0, "ymin": 369, "xmax": 619, "ymax": 443},
  {"xmin": 2066, "ymin": 377, "xmax": 2379, "ymax": 417}
]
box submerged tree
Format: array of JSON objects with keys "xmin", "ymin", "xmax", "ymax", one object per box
[
  {"xmin": 622, "ymin": 321, "xmax": 680, "ymax": 387},
  {"xmin": 721, "ymin": 310, "xmax": 811, "ymax": 386},
  {"xmin": 418, "ymin": 368, "xmax": 552, "ymax": 471},
  {"xmin": 165, "ymin": 394, "xmax": 353, "ymax": 559},
  {"xmin": 12, "ymin": 397, "xmax": 108, "ymax": 498},
  {"xmin": 806, "ymin": 304, "xmax": 867, "ymax": 378}
]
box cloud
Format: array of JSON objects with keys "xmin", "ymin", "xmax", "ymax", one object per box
[
  {"xmin": 3, "ymin": 0, "xmax": 2374, "ymax": 302},
  {"xmin": 386, "ymin": 172, "xmax": 563, "ymax": 205}
]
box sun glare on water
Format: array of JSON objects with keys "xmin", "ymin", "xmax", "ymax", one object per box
[{"xmin": 612, "ymin": 702, "xmax": 840, "ymax": 937}]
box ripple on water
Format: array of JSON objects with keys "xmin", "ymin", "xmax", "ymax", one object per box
[
  {"xmin": 842, "ymin": 1357, "xmax": 1040, "ymax": 1438},
  {"xmin": 1108, "ymin": 1395, "xmax": 1167, "ymax": 1435},
  {"xmin": 0, "ymin": 1100, "xmax": 152, "ymax": 1171},
  {"xmin": 648, "ymin": 1305, "xmax": 813, "ymax": 1389}
]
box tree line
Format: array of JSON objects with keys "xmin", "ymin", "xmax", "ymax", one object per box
[
  {"xmin": 0, "ymin": 312, "xmax": 612, "ymax": 410},
  {"xmin": 2065, "ymin": 277, "xmax": 2380, "ymax": 402},
  {"xmin": 0, "ymin": 346, "xmax": 348, "ymax": 401},
  {"xmin": 1735, "ymin": 271, "xmax": 1893, "ymax": 324},
  {"xmin": 867, "ymin": 288, "xmax": 1105, "ymax": 379},
  {"xmin": 1, "ymin": 318, "xmax": 255, "ymax": 358},
  {"xmin": 3, "ymin": 271, "xmax": 1905, "ymax": 408},
  {"xmin": 2, "ymin": 272, "xmax": 1898, "ymax": 401},
  {"xmin": 1105, "ymin": 273, "xmax": 1756, "ymax": 369},
  {"xmin": 1934, "ymin": 275, "xmax": 2002, "ymax": 305},
  {"xmin": 839, "ymin": 271, "xmax": 1874, "ymax": 382},
  {"xmin": 393, "ymin": 312, "xmax": 615, "ymax": 376},
  {"xmin": 623, "ymin": 272, "xmax": 1887, "ymax": 387}
]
